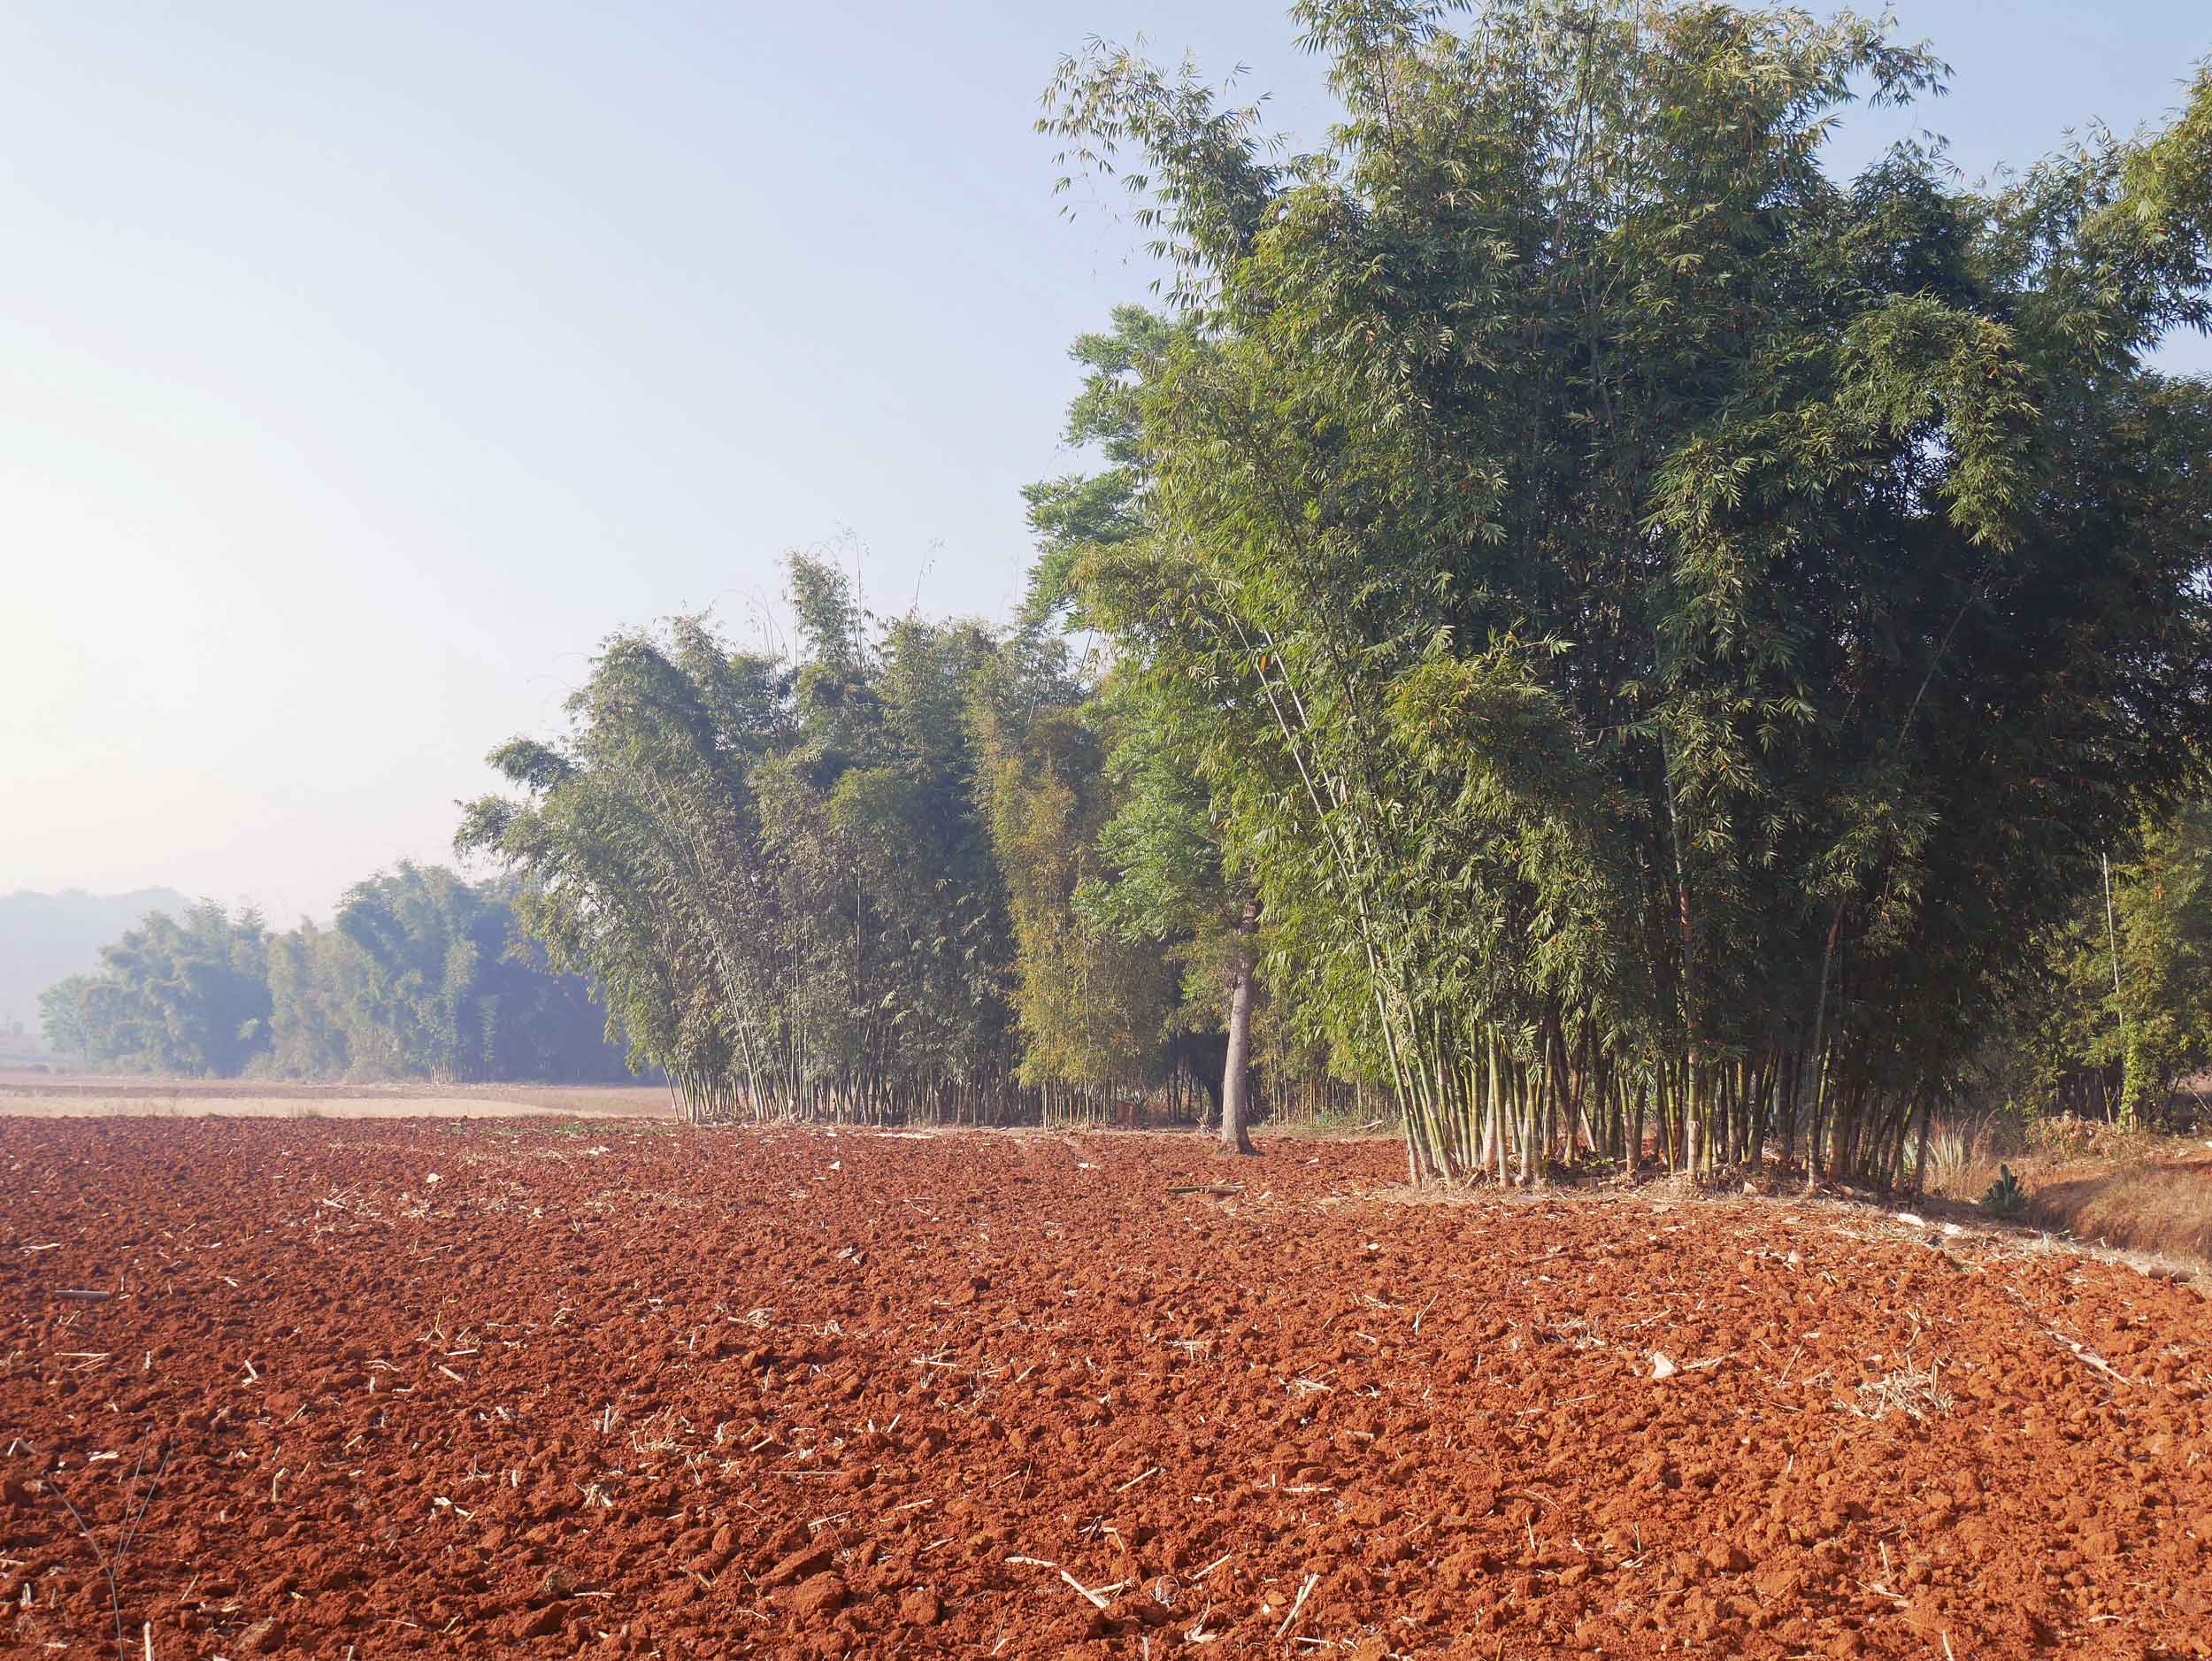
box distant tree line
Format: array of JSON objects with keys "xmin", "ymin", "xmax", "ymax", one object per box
[
  {"xmin": 38, "ymin": 864, "xmax": 630, "ymax": 1082},
  {"xmin": 0, "ymin": 887, "xmax": 188, "ymax": 1034}
]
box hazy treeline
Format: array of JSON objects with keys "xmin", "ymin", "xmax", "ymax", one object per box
[
  {"xmin": 461, "ymin": 1, "xmax": 2212, "ymax": 1185},
  {"xmin": 38, "ymin": 864, "xmax": 630, "ymax": 1083},
  {"xmin": 0, "ymin": 887, "xmax": 188, "ymax": 1034}
]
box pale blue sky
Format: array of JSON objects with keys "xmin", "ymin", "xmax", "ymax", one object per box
[{"xmin": 4, "ymin": 0, "xmax": 2207, "ymax": 924}]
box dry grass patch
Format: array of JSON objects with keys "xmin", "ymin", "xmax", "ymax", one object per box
[
  {"xmin": 1847, "ymin": 1358, "xmax": 1954, "ymax": 1422},
  {"xmin": 1917, "ymin": 1116, "xmax": 2212, "ymax": 1277},
  {"xmin": 2025, "ymin": 1157, "xmax": 2212, "ymax": 1264}
]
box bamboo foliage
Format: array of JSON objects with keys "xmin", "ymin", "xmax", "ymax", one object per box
[
  {"xmin": 459, "ymin": 563, "xmax": 1040, "ymax": 1123},
  {"xmin": 449, "ymin": 2, "xmax": 2212, "ymax": 1165},
  {"xmin": 1045, "ymin": 0, "xmax": 2212, "ymax": 1182}
]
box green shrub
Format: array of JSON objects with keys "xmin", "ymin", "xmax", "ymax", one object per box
[{"xmin": 1981, "ymin": 1165, "xmax": 2027, "ymax": 1219}]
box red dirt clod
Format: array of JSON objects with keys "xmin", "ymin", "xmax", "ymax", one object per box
[
  {"xmin": 765, "ymin": 1542, "xmax": 835, "ymax": 1586},
  {"xmin": 1701, "ymin": 1539, "xmax": 1750, "ymax": 1575},
  {"xmin": 897, "ymin": 1585, "xmax": 941, "ymax": 1626},
  {"xmin": 502, "ymin": 1603, "xmax": 566, "ymax": 1641},
  {"xmin": 784, "ymin": 1570, "xmax": 848, "ymax": 1624}
]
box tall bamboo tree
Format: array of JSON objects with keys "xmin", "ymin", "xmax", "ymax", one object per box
[{"xmin": 1042, "ymin": 0, "xmax": 2212, "ymax": 1183}]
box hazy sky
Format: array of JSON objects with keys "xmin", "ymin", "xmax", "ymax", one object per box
[{"xmin": 5, "ymin": 0, "xmax": 2208, "ymax": 925}]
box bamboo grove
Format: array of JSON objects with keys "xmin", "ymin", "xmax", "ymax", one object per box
[
  {"xmin": 462, "ymin": 0, "xmax": 2212, "ymax": 1181},
  {"xmin": 456, "ymin": 565, "xmax": 1270, "ymax": 1127},
  {"xmin": 1035, "ymin": 0, "xmax": 2212, "ymax": 1183}
]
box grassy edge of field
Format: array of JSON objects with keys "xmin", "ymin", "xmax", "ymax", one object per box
[{"xmin": 1920, "ymin": 1123, "xmax": 2212, "ymax": 1276}]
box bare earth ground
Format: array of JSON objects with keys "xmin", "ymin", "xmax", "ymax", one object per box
[
  {"xmin": 1, "ymin": 1122, "xmax": 2208, "ymax": 1660},
  {"xmin": 0, "ymin": 1072, "xmax": 675, "ymax": 1120}
]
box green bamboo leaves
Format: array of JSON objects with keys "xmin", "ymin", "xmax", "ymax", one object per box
[{"xmin": 1044, "ymin": 0, "xmax": 2212, "ymax": 1181}]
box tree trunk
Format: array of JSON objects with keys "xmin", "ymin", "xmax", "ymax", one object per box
[{"xmin": 1221, "ymin": 897, "xmax": 1259, "ymax": 1156}]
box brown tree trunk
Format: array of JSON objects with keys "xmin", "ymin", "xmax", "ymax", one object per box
[{"xmin": 1221, "ymin": 896, "xmax": 1259, "ymax": 1156}]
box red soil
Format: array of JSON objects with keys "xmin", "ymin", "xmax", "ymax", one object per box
[{"xmin": 1, "ymin": 1120, "xmax": 2207, "ymax": 1659}]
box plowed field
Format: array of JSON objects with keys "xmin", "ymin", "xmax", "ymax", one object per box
[{"xmin": 2, "ymin": 1120, "xmax": 2207, "ymax": 1658}]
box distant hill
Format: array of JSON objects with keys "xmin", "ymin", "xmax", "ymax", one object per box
[{"xmin": 0, "ymin": 888, "xmax": 192, "ymax": 1035}]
